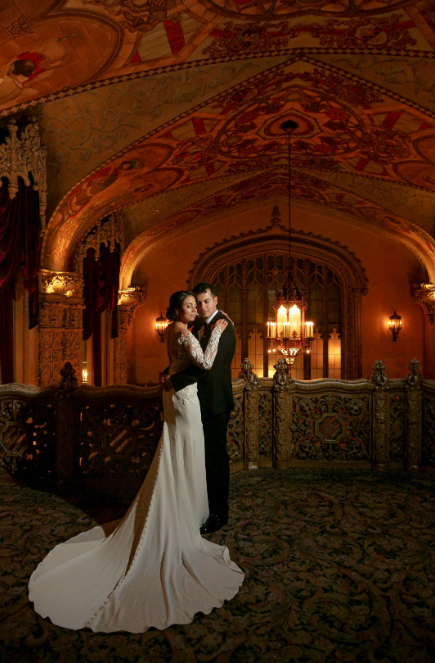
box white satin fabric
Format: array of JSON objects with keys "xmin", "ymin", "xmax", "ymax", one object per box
[{"xmin": 29, "ymin": 327, "xmax": 244, "ymax": 633}]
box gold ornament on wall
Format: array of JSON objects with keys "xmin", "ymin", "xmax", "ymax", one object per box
[
  {"xmin": 414, "ymin": 283, "xmax": 435, "ymax": 325},
  {"xmin": 0, "ymin": 118, "xmax": 47, "ymax": 228}
]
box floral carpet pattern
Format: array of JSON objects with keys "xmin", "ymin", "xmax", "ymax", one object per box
[{"xmin": 1, "ymin": 469, "xmax": 435, "ymax": 662}]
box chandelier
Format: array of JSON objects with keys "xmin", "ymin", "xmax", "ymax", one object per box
[{"xmin": 267, "ymin": 120, "xmax": 314, "ymax": 372}]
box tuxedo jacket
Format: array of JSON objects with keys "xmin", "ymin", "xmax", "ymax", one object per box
[{"xmin": 171, "ymin": 311, "xmax": 236, "ymax": 416}]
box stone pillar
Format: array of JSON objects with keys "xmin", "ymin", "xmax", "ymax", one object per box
[
  {"xmin": 114, "ymin": 288, "xmax": 144, "ymax": 384},
  {"xmin": 405, "ymin": 358, "xmax": 422, "ymax": 472},
  {"xmin": 39, "ymin": 270, "xmax": 85, "ymax": 386},
  {"xmin": 273, "ymin": 357, "xmax": 291, "ymax": 468},
  {"xmin": 371, "ymin": 359, "xmax": 390, "ymax": 471},
  {"xmin": 239, "ymin": 358, "xmax": 259, "ymax": 470}
]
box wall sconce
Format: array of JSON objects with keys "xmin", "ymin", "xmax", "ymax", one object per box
[
  {"xmin": 389, "ymin": 310, "xmax": 402, "ymax": 342},
  {"xmin": 155, "ymin": 312, "xmax": 168, "ymax": 342}
]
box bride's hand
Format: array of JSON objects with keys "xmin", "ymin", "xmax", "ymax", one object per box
[{"xmin": 211, "ymin": 319, "xmax": 228, "ymax": 333}]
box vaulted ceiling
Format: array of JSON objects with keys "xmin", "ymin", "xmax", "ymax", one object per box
[{"xmin": 2, "ymin": 0, "xmax": 435, "ymax": 279}]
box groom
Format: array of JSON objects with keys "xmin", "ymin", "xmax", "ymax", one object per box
[{"xmin": 161, "ymin": 282, "xmax": 235, "ymax": 535}]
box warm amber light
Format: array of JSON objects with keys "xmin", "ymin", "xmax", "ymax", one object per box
[
  {"xmin": 288, "ymin": 304, "xmax": 301, "ymax": 340},
  {"xmin": 304, "ymin": 321, "xmax": 314, "ymax": 339},
  {"xmin": 82, "ymin": 368, "xmax": 88, "ymax": 384},
  {"xmin": 155, "ymin": 312, "xmax": 169, "ymax": 342},
  {"xmin": 267, "ymin": 321, "xmax": 277, "ymax": 338},
  {"xmin": 388, "ymin": 310, "xmax": 402, "ymax": 341}
]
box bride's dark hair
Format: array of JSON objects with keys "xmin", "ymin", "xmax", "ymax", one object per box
[{"xmin": 166, "ymin": 290, "xmax": 195, "ymax": 322}]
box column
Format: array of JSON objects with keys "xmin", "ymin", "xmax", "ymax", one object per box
[{"xmin": 39, "ymin": 270, "xmax": 85, "ymax": 386}]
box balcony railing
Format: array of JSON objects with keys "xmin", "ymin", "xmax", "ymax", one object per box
[{"xmin": 0, "ymin": 358, "xmax": 434, "ymax": 498}]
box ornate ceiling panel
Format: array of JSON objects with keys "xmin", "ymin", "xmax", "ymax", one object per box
[
  {"xmin": 32, "ymin": 57, "xmax": 277, "ymax": 207},
  {"xmin": 42, "ymin": 56, "xmax": 435, "ymax": 278},
  {"xmin": 0, "ymin": 0, "xmax": 434, "ymax": 117},
  {"xmin": 3, "ymin": 0, "xmax": 435, "ymax": 281}
]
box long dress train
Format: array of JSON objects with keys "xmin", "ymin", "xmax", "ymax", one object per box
[{"xmin": 28, "ymin": 326, "xmax": 244, "ymax": 633}]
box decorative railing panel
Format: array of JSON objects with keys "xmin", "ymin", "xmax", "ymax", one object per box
[
  {"xmin": 290, "ymin": 388, "xmax": 372, "ymax": 464},
  {"xmin": 75, "ymin": 387, "xmax": 163, "ymax": 488},
  {"xmin": 0, "ymin": 386, "xmax": 57, "ymax": 480},
  {"xmin": 389, "ymin": 382, "xmax": 406, "ymax": 465},
  {"xmin": 1, "ymin": 359, "xmax": 435, "ymax": 497}
]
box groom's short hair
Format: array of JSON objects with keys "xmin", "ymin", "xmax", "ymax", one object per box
[{"xmin": 193, "ymin": 282, "xmax": 217, "ymax": 297}]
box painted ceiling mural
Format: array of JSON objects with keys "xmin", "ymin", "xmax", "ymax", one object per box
[
  {"xmin": 2, "ymin": 0, "xmax": 435, "ymax": 280},
  {"xmin": 0, "ymin": 0, "xmax": 433, "ymax": 117},
  {"xmin": 41, "ymin": 56, "xmax": 435, "ymax": 277}
]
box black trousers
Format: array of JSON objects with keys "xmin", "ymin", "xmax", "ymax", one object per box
[{"xmin": 202, "ymin": 410, "xmax": 231, "ymax": 516}]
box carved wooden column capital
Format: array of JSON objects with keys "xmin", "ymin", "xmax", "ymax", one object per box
[
  {"xmin": 414, "ymin": 283, "xmax": 435, "ymax": 325},
  {"xmin": 405, "ymin": 358, "xmax": 422, "ymax": 471},
  {"xmin": 39, "ymin": 271, "xmax": 85, "ymax": 386},
  {"xmin": 371, "ymin": 360, "xmax": 390, "ymax": 471},
  {"xmin": 239, "ymin": 358, "xmax": 259, "ymax": 469},
  {"xmin": 114, "ymin": 287, "xmax": 145, "ymax": 384},
  {"xmin": 273, "ymin": 358, "xmax": 291, "ymax": 468},
  {"xmin": 117, "ymin": 287, "xmax": 144, "ymax": 328}
]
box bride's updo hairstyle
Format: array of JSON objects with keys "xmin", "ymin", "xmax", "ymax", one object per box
[{"xmin": 166, "ymin": 290, "xmax": 196, "ymax": 321}]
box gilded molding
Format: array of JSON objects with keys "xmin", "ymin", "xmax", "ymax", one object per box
[
  {"xmin": 39, "ymin": 275, "xmax": 85, "ymax": 386},
  {"xmin": 40, "ymin": 270, "xmax": 83, "ymax": 298},
  {"xmin": 371, "ymin": 360, "xmax": 390, "ymax": 470},
  {"xmin": 117, "ymin": 287, "xmax": 145, "ymax": 328},
  {"xmin": 239, "ymin": 358, "xmax": 259, "ymax": 468},
  {"xmin": 0, "ymin": 119, "xmax": 47, "ymax": 227},
  {"xmin": 273, "ymin": 358, "xmax": 291, "ymax": 466},
  {"xmin": 414, "ymin": 283, "xmax": 435, "ymax": 324},
  {"xmin": 74, "ymin": 210, "xmax": 125, "ymax": 269}
]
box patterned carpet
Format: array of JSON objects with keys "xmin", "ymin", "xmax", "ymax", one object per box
[{"xmin": 1, "ymin": 468, "xmax": 435, "ymax": 663}]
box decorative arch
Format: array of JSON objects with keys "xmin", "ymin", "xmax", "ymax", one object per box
[{"xmin": 188, "ymin": 206, "xmax": 368, "ymax": 379}]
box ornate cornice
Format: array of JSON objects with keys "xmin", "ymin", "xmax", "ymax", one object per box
[
  {"xmin": 0, "ymin": 118, "xmax": 47, "ymax": 227},
  {"xmin": 414, "ymin": 282, "xmax": 435, "ymax": 324}
]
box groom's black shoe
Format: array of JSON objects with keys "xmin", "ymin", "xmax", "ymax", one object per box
[{"xmin": 200, "ymin": 513, "xmax": 229, "ymax": 535}]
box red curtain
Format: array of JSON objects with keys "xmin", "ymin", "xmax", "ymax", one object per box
[
  {"xmin": 0, "ymin": 175, "xmax": 41, "ymax": 384},
  {"xmin": 83, "ymin": 241, "xmax": 121, "ymax": 386}
]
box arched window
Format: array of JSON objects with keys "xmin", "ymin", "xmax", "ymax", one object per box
[
  {"xmin": 214, "ymin": 254, "xmax": 344, "ymax": 379},
  {"xmin": 189, "ymin": 207, "xmax": 367, "ymax": 380}
]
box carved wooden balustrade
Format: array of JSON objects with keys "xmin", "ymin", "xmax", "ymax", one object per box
[{"xmin": 1, "ymin": 359, "xmax": 435, "ymax": 498}]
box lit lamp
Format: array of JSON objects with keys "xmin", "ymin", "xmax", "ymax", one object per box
[
  {"xmin": 389, "ymin": 310, "xmax": 402, "ymax": 342},
  {"xmin": 155, "ymin": 312, "xmax": 169, "ymax": 342},
  {"xmin": 266, "ymin": 119, "xmax": 315, "ymax": 373}
]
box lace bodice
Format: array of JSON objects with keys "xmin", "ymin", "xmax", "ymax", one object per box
[{"xmin": 166, "ymin": 327, "xmax": 222, "ymax": 376}]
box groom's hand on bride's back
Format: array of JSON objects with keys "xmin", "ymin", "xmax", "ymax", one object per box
[{"xmin": 159, "ymin": 372, "xmax": 173, "ymax": 391}]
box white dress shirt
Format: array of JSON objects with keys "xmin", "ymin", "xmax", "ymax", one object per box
[{"xmin": 204, "ymin": 309, "xmax": 219, "ymax": 325}]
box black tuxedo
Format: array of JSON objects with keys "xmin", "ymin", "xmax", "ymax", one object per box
[{"xmin": 171, "ymin": 311, "xmax": 235, "ymax": 515}]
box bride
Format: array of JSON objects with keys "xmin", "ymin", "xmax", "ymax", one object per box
[{"xmin": 29, "ymin": 290, "xmax": 244, "ymax": 633}]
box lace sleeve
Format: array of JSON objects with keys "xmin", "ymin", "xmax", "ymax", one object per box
[{"xmin": 177, "ymin": 328, "xmax": 222, "ymax": 369}]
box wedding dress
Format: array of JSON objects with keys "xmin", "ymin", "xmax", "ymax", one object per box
[{"xmin": 28, "ymin": 326, "xmax": 244, "ymax": 633}]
